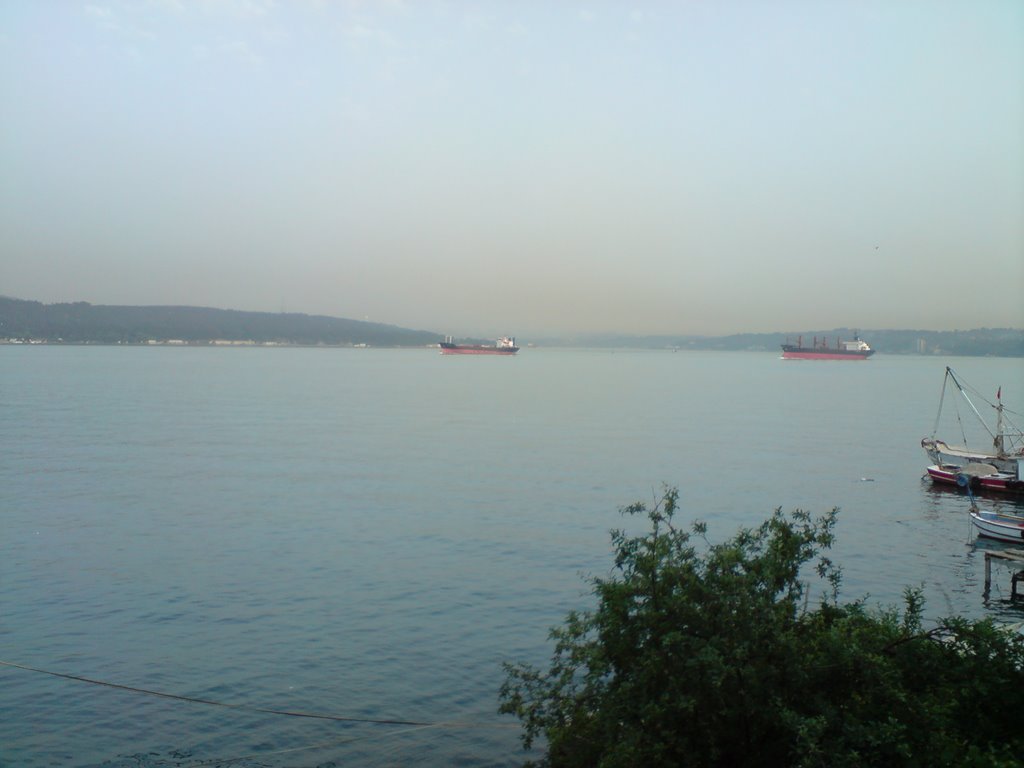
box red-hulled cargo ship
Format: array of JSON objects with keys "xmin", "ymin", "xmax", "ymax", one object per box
[
  {"xmin": 781, "ymin": 334, "xmax": 874, "ymax": 360},
  {"xmin": 439, "ymin": 336, "xmax": 519, "ymax": 355}
]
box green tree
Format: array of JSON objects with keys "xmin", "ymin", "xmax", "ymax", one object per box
[{"xmin": 499, "ymin": 488, "xmax": 1024, "ymax": 767}]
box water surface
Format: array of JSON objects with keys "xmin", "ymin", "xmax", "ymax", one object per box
[{"xmin": 2, "ymin": 347, "xmax": 1022, "ymax": 766}]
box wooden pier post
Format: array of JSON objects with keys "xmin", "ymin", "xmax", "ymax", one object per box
[{"xmin": 982, "ymin": 548, "xmax": 1024, "ymax": 600}]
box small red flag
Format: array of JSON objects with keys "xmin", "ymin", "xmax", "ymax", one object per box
[{"xmin": 997, "ymin": 387, "xmax": 1001, "ymax": 400}]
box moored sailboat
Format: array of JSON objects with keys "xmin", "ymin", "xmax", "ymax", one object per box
[{"xmin": 921, "ymin": 367, "xmax": 1023, "ymax": 475}]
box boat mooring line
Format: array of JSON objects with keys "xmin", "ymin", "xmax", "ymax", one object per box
[{"xmin": 0, "ymin": 659, "xmax": 517, "ymax": 730}]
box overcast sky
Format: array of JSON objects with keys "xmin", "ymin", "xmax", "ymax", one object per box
[{"xmin": 1, "ymin": 1, "xmax": 1021, "ymax": 336}]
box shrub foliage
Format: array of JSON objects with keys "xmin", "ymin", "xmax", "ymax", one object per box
[{"xmin": 499, "ymin": 489, "xmax": 1024, "ymax": 767}]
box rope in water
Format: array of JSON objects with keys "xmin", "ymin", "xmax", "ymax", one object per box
[{"xmin": 0, "ymin": 659, "xmax": 517, "ymax": 730}]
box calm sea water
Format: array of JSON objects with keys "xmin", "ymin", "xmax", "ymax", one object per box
[{"xmin": 2, "ymin": 346, "xmax": 1023, "ymax": 767}]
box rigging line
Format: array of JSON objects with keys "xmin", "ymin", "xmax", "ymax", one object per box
[
  {"xmin": 0, "ymin": 660, "xmax": 517, "ymax": 731},
  {"xmin": 947, "ymin": 367, "xmax": 996, "ymax": 441},
  {"xmin": 946, "ymin": 369, "xmax": 1019, "ymax": 422},
  {"xmin": 953, "ymin": 396, "xmax": 969, "ymax": 450}
]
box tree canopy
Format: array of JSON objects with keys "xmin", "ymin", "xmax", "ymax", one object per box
[{"xmin": 500, "ymin": 489, "xmax": 1024, "ymax": 767}]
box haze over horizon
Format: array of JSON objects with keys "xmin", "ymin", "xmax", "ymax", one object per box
[{"xmin": 2, "ymin": 2, "xmax": 1022, "ymax": 338}]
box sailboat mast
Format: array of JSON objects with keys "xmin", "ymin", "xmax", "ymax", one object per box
[
  {"xmin": 994, "ymin": 387, "xmax": 1004, "ymax": 455},
  {"xmin": 946, "ymin": 367, "xmax": 997, "ymax": 443}
]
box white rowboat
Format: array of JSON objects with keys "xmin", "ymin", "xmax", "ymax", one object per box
[{"xmin": 970, "ymin": 509, "xmax": 1024, "ymax": 544}]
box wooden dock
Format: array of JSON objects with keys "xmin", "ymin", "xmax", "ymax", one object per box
[{"xmin": 983, "ymin": 548, "xmax": 1024, "ymax": 600}]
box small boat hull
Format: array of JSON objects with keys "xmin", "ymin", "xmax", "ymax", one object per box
[
  {"xmin": 970, "ymin": 510, "xmax": 1024, "ymax": 543},
  {"xmin": 925, "ymin": 464, "xmax": 1024, "ymax": 495}
]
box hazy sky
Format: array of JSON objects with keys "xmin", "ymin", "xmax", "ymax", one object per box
[{"xmin": 1, "ymin": 1, "xmax": 1021, "ymax": 336}]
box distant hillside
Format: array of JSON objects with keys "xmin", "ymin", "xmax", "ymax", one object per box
[
  {"xmin": 535, "ymin": 328, "xmax": 1024, "ymax": 357},
  {"xmin": 0, "ymin": 297, "xmax": 443, "ymax": 347},
  {"xmin": 3, "ymin": 297, "xmax": 1021, "ymax": 356}
]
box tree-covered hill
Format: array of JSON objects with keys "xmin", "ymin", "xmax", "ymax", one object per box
[
  {"xmin": 3, "ymin": 296, "xmax": 1021, "ymax": 355},
  {"xmin": 0, "ymin": 296, "xmax": 442, "ymax": 347}
]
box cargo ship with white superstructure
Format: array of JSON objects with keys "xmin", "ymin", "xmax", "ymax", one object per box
[
  {"xmin": 781, "ymin": 334, "xmax": 874, "ymax": 360},
  {"xmin": 439, "ymin": 336, "xmax": 519, "ymax": 355}
]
